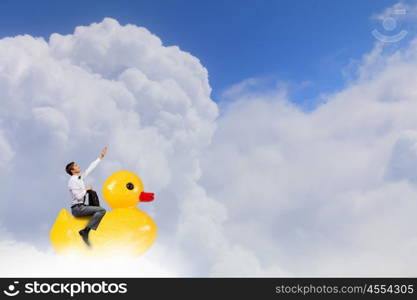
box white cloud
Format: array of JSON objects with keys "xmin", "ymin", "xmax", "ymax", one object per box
[
  {"xmin": 200, "ymin": 30, "xmax": 417, "ymax": 275},
  {"xmin": 0, "ymin": 17, "xmax": 268, "ymax": 277},
  {"xmin": 0, "ymin": 18, "xmax": 221, "ymax": 274},
  {"xmin": 32, "ymin": 106, "xmax": 70, "ymax": 145},
  {"xmin": 0, "ymin": 129, "xmax": 14, "ymax": 170},
  {"xmin": 0, "ymin": 236, "xmax": 185, "ymax": 277},
  {"xmin": 371, "ymin": 1, "xmax": 415, "ymax": 23}
]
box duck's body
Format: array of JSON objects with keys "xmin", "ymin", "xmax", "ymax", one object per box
[
  {"xmin": 89, "ymin": 207, "xmax": 156, "ymax": 257},
  {"xmin": 50, "ymin": 170, "xmax": 157, "ymax": 257},
  {"xmin": 50, "ymin": 209, "xmax": 92, "ymax": 255}
]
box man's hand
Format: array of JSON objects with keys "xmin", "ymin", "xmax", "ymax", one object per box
[
  {"xmin": 86, "ymin": 186, "xmax": 93, "ymax": 191},
  {"xmin": 99, "ymin": 146, "xmax": 108, "ymax": 159}
]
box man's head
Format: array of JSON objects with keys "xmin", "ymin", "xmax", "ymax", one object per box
[{"xmin": 65, "ymin": 162, "xmax": 80, "ymax": 176}]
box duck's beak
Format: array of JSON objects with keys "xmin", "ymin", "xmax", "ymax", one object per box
[{"xmin": 140, "ymin": 191, "xmax": 155, "ymax": 202}]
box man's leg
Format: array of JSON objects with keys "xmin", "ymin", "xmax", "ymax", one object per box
[
  {"xmin": 71, "ymin": 205, "xmax": 106, "ymax": 247},
  {"xmin": 82, "ymin": 205, "xmax": 106, "ymax": 230}
]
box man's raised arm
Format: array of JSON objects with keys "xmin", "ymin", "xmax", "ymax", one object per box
[{"xmin": 82, "ymin": 146, "xmax": 108, "ymax": 179}]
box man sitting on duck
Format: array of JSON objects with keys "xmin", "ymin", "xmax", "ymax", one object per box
[{"xmin": 65, "ymin": 146, "xmax": 108, "ymax": 247}]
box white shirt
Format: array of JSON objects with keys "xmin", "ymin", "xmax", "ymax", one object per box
[{"xmin": 68, "ymin": 157, "xmax": 102, "ymax": 206}]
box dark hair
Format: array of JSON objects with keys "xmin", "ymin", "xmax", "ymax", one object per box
[{"xmin": 65, "ymin": 162, "xmax": 75, "ymax": 176}]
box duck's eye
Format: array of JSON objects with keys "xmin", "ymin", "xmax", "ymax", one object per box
[{"xmin": 126, "ymin": 182, "xmax": 134, "ymax": 190}]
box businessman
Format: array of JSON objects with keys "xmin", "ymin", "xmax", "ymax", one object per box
[{"xmin": 65, "ymin": 147, "xmax": 108, "ymax": 247}]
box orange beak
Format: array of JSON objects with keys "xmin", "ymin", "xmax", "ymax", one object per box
[{"xmin": 139, "ymin": 191, "xmax": 155, "ymax": 202}]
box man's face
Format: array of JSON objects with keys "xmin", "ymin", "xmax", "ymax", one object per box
[{"xmin": 71, "ymin": 163, "xmax": 81, "ymax": 175}]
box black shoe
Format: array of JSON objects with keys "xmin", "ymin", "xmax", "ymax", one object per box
[{"xmin": 79, "ymin": 229, "xmax": 91, "ymax": 247}]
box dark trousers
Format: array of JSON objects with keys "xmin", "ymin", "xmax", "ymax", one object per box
[{"xmin": 71, "ymin": 190, "xmax": 106, "ymax": 230}]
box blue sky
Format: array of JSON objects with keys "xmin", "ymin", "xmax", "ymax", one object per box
[{"xmin": 0, "ymin": 0, "xmax": 402, "ymax": 107}]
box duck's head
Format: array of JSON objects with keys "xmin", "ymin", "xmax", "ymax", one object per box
[{"xmin": 102, "ymin": 170, "xmax": 154, "ymax": 209}]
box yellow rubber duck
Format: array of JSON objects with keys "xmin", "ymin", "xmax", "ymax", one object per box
[{"xmin": 50, "ymin": 170, "xmax": 157, "ymax": 257}]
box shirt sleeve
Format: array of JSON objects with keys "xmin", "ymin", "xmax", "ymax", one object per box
[
  {"xmin": 82, "ymin": 157, "xmax": 102, "ymax": 179},
  {"xmin": 68, "ymin": 179, "xmax": 87, "ymax": 200}
]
